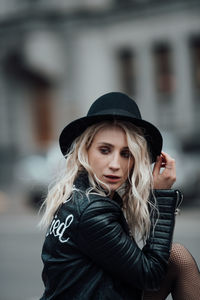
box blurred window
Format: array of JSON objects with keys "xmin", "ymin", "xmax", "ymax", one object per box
[
  {"xmin": 190, "ymin": 37, "xmax": 200, "ymax": 94},
  {"xmin": 153, "ymin": 43, "xmax": 174, "ymax": 98},
  {"xmin": 117, "ymin": 48, "xmax": 136, "ymax": 96},
  {"xmin": 115, "ymin": 0, "xmax": 151, "ymax": 6},
  {"xmin": 31, "ymin": 88, "xmax": 53, "ymax": 149}
]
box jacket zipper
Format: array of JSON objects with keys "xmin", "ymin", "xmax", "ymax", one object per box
[{"xmin": 175, "ymin": 190, "xmax": 183, "ymax": 215}]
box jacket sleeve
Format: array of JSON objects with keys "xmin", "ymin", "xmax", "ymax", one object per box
[{"xmin": 76, "ymin": 189, "xmax": 181, "ymax": 291}]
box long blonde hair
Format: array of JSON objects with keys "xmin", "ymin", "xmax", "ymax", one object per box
[{"xmin": 39, "ymin": 120, "xmax": 154, "ymax": 240}]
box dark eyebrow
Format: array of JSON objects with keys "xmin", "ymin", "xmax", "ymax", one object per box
[
  {"xmin": 97, "ymin": 142, "xmax": 129, "ymax": 150},
  {"xmin": 97, "ymin": 142, "xmax": 113, "ymax": 147}
]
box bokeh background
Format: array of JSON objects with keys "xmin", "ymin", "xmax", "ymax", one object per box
[{"xmin": 0, "ymin": 1, "xmax": 200, "ymax": 300}]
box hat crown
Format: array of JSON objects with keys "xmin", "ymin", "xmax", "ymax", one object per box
[
  {"xmin": 87, "ymin": 92, "xmax": 142, "ymax": 119},
  {"xmin": 59, "ymin": 91, "xmax": 162, "ymax": 162}
]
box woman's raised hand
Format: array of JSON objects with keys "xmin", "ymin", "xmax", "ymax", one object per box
[{"xmin": 153, "ymin": 151, "xmax": 176, "ymax": 189}]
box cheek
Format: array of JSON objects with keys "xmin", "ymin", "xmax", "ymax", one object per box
[
  {"xmin": 88, "ymin": 152, "xmax": 103, "ymax": 171},
  {"xmin": 124, "ymin": 160, "xmax": 134, "ymax": 177}
]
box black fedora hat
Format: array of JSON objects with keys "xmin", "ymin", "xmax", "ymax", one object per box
[{"xmin": 59, "ymin": 92, "xmax": 162, "ymax": 162}]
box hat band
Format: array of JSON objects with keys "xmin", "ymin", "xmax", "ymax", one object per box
[{"xmin": 87, "ymin": 108, "xmax": 141, "ymax": 120}]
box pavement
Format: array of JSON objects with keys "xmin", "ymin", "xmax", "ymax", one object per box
[{"xmin": 0, "ymin": 190, "xmax": 199, "ymax": 300}]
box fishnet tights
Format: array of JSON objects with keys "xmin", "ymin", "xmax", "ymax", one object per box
[{"xmin": 143, "ymin": 243, "xmax": 200, "ymax": 300}]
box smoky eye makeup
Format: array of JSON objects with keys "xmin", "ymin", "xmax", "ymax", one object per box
[
  {"xmin": 121, "ymin": 150, "xmax": 132, "ymax": 158},
  {"xmin": 98, "ymin": 146, "xmax": 111, "ymax": 154}
]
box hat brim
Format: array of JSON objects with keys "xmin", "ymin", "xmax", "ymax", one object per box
[{"xmin": 59, "ymin": 114, "xmax": 162, "ymax": 163}]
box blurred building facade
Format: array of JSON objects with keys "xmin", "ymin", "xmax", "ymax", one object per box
[{"xmin": 0, "ymin": 0, "xmax": 200, "ymax": 192}]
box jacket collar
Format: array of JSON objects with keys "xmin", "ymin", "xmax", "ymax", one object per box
[
  {"xmin": 74, "ymin": 171, "xmax": 123, "ymax": 207},
  {"xmin": 74, "ymin": 171, "xmax": 90, "ymax": 191}
]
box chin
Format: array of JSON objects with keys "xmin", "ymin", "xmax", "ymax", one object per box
[{"xmin": 108, "ymin": 185, "xmax": 119, "ymax": 193}]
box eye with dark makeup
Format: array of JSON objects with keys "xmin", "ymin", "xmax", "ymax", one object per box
[
  {"xmin": 121, "ymin": 149, "xmax": 132, "ymax": 159},
  {"xmin": 99, "ymin": 147, "xmax": 110, "ymax": 155}
]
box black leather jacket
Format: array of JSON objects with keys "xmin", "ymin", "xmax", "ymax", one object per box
[{"xmin": 40, "ymin": 172, "xmax": 181, "ymax": 300}]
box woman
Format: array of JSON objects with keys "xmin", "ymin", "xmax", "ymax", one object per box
[{"xmin": 40, "ymin": 92, "xmax": 200, "ymax": 299}]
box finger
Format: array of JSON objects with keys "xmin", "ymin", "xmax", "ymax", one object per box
[
  {"xmin": 161, "ymin": 153, "xmax": 176, "ymax": 183},
  {"xmin": 152, "ymin": 155, "xmax": 162, "ymax": 175},
  {"xmin": 161, "ymin": 153, "xmax": 166, "ymax": 168},
  {"xmin": 161, "ymin": 151, "xmax": 173, "ymax": 161},
  {"xmin": 161, "ymin": 151, "xmax": 175, "ymax": 170}
]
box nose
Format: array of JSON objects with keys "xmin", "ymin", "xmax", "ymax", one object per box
[{"xmin": 108, "ymin": 152, "xmax": 120, "ymax": 170}]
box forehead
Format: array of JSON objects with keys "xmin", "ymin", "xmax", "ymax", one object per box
[{"xmin": 93, "ymin": 125, "xmax": 128, "ymax": 145}]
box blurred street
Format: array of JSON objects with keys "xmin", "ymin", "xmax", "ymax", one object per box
[
  {"xmin": 0, "ymin": 193, "xmax": 45, "ymax": 300},
  {"xmin": 0, "ymin": 193, "xmax": 199, "ymax": 300},
  {"xmin": 0, "ymin": 1, "xmax": 200, "ymax": 300}
]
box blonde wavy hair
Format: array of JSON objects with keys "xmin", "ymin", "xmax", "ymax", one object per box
[{"xmin": 40, "ymin": 120, "xmax": 154, "ymax": 240}]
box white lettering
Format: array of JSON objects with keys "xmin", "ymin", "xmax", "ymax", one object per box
[{"xmin": 46, "ymin": 214, "xmax": 74, "ymax": 243}]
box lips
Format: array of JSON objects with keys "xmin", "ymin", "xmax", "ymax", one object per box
[
  {"xmin": 104, "ymin": 175, "xmax": 121, "ymax": 182},
  {"xmin": 105, "ymin": 175, "xmax": 120, "ymax": 179}
]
